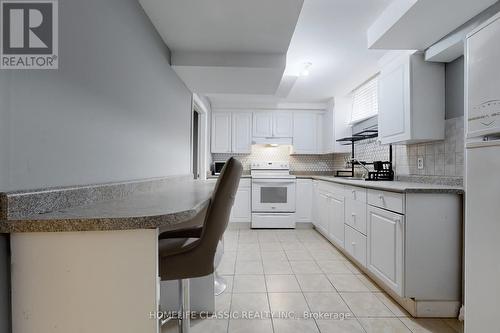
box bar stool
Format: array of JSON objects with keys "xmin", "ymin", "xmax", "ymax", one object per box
[{"xmin": 158, "ymin": 157, "xmax": 242, "ymax": 333}]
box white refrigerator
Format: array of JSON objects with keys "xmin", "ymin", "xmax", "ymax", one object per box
[{"xmin": 464, "ymin": 12, "xmax": 500, "ymax": 333}]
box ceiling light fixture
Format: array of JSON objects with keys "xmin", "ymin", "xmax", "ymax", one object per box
[{"xmin": 300, "ymin": 62, "xmax": 312, "ymax": 76}]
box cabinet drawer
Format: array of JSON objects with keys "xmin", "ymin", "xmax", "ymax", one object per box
[
  {"xmin": 344, "ymin": 225, "xmax": 367, "ymax": 267},
  {"xmin": 238, "ymin": 178, "xmax": 251, "ymax": 187},
  {"xmin": 345, "ymin": 199, "xmax": 367, "ymax": 235},
  {"xmin": 318, "ymin": 181, "xmax": 344, "ymax": 196},
  {"xmin": 367, "ymin": 189, "xmax": 405, "ymax": 214},
  {"xmin": 344, "ymin": 185, "xmax": 367, "ymax": 202}
]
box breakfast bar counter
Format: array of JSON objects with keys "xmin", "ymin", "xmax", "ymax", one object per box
[{"xmin": 0, "ymin": 176, "xmax": 216, "ymax": 333}]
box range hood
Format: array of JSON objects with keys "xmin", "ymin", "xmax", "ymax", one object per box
[{"xmin": 252, "ymin": 137, "xmax": 293, "ymax": 146}]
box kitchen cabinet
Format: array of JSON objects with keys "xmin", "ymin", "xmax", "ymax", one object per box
[
  {"xmin": 344, "ymin": 225, "xmax": 367, "ymax": 267},
  {"xmin": 314, "ymin": 182, "xmax": 345, "ymax": 248},
  {"xmin": 211, "ymin": 111, "xmax": 252, "ymax": 153},
  {"xmin": 344, "ymin": 185, "xmax": 367, "ymax": 235},
  {"xmin": 328, "ymin": 193, "xmax": 345, "ymax": 248},
  {"xmin": 316, "ymin": 190, "xmax": 330, "ymax": 236},
  {"xmin": 296, "ymin": 179, "xmax": 313, "ymax": 223},
  {"xmin": 312, "ymin": 180, "xmax": 320, "ymax": 228},
  {"xmin": 273, "ymin": 112, "xmax": 293, "ymax": 137},
  {"xmin": 230, "ymin": 179, "xmax": 251, "ymax": 223},
  {"xmin": 252, "ymin": 112, "xmax": 273, "ymax": 137},
  {"xmin": 232, "ymin": 112, "xmax": 252, "ymax": 153},
  {"xmin": 311, "ymin": 180, "xmax": 462, "ymax": 317},
  {"xmin": 367, "ymin": 205, "xmax": 405, "ymax": 296},
  {"xmin": 378, "ymin": 51, "xmax": 445, "ymax": 144},
  {"xmin": 211, "ymin": 112, "xmax": 232, "ymax": 153},
  {"xmin": 253, "ymin": 112, "xmax": 292, "ymax": 138},
  {"xmin": 292, "ymin": 112, "xmax": 323, "ymax": 154}
]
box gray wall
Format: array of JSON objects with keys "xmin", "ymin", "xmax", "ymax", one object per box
[
  {"xmin": 0, "ymin": 0, "xmax": 192, "ymax": 191},
  {"xmin": 445, "ymin": 56, "xmax": 465, "ymax": 120},
  {"xmin": 0, "ymin": 235, "xmax": 10, "ymax": 333}
]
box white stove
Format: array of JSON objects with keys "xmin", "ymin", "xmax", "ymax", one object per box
[{"xmin": 251, "ymin": 161, "xmax": 296, "ymax": 229}]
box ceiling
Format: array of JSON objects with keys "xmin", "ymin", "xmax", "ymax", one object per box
[
  {"xmin": 368, "ymin": 0, "xmax": 498, "ymax": 50},
  {"xmin": 139, "ymin": 0, "xmax": 303, "ymax": 94},
  {"xmin": 207, "ymin": 0, "xmax": 392, "ymax": 104}
]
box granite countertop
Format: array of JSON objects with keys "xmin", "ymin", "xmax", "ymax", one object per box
[
  {"xmin": 0, "ymin": 180, "xmax": 215, "ymax": 233},
  {"xmin": 305, "ymin": 176, "xmax": 464, "ymax": 194}
]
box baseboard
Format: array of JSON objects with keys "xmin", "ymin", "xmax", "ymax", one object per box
[
  {"xmin": 227, "ymin": 222, "xmax": 313, "ymax": 230},
  {"xmin": 415, "ymin": 300, "xmax": 461, "ymax": 318}
]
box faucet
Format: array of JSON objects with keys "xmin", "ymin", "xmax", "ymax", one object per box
[{"xmin": 352, "ymin": 157, "xmax": 371, "ymax": 176}]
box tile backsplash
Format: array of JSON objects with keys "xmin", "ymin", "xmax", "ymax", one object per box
[
  {"xmin": 394, "ymin": 116, "xmax": 464, "ymax": 178},
  {"xmin": 212, "ymin": 145, "xmax": 337, "ymax": 173},
  {"xmin": 333, "ymin": 116, "xmax": 464, "ymax": 185}
]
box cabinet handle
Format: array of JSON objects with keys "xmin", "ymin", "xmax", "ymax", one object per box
[
  {"xmin": 351, "ymin": 242, "xmax": 356, "ymax": 247},
  {"xmin": 378, "ymin": 194, "xmax": 384, "ymax": 202}
]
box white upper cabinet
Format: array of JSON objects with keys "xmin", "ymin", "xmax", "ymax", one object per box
[
  {"xmin": 253, "ymin": 111, "xmax": 292, "ymax": 138},
  {"xmin": 211, "ymin": 111, "xmax": 252, "ymax": 153},
  {"xmin": 253, "ymin": 112, "xmax": 273, "ymax": 137},
  {"xmin": 211, "ymin": 112, "xmax": 232, "ymax": 153},
  {"xmin": 292, "ymin": 112, "xmax": 322, "ymax": 154},
  {"xmin": 232, "ymin": 112, "xmax": 253, "ymax": 154},
  {"xmin": 272, "ymin": 112, "xmax": 293, "ymax": 137},
  {"xmin": 378, "ymin": 51, "xmax": 445, "ymax": 145}
]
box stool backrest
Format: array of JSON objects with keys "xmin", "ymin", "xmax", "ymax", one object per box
[{"xmin": 199, "ymin": 157, "xmax": 242, "ymax": 257}]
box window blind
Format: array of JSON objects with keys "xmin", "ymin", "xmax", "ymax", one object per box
[{"xmin": 350, "ymin": 76, "xmax": 378, "ymax": 124}]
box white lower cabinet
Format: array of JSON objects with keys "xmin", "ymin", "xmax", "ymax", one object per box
[
  {"xmin": 230, "ymin": 179, "xmax": 251, "ymax": 223},
  {"xmin": 311, "ymin": 180, "xmax": 320, "ymax": 228},
  {"xmin": 317, "ymin": 190, "xmax": 330, "ymax": 236},
  {"xmin": 311, "ymin": 180, "xmax": 462, "ymax": 317},
  {"xmin": 314, "ymin": 183, "xmax": 344, "ymax": 248},
  {"xmin": 328, "ymin": 194, "xmax": 345, "ymax": 248},
  {"xmin": 367, "ymin": 205, "xmax": 405, "ymax": 296},
  {"xmin": 344, "ymin": 225, "xmax": 367, "ymax": 267},
  {"xmin": 296, "ymin": 179, "xmax": 313, "ymax": 223}
]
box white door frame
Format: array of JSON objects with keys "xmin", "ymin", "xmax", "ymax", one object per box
[{"xmin": 192, "ymin": 93, "xmax": 209, "ymax": 180}]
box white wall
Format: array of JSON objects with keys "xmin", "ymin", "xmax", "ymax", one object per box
[{"xmin": 0, "ymin": 0, "xmax": 192, "ymax": 191}]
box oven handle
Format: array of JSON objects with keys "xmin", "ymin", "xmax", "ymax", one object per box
[{"xmin": 251, "ymin": 179, "xmax": 296, "ymax": 185}]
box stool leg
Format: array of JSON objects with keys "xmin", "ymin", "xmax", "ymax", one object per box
[
  {"xmin": 214, "ymin": 272, "xmax": 227, "ymax": 296},
  {"xmin": 178, "ymin": 279, "xmax": 190, "ymax": 333}
]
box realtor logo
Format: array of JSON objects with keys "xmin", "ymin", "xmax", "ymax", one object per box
[{"xmin": 1, "ymin": 0, "xmax": 58, "ymax": 69}]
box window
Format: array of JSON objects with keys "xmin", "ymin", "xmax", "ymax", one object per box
[{"xmin": 350, "ymin": 76, "xmax": 379, "ymax": 124}]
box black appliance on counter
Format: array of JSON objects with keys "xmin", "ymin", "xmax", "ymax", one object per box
[
  {"xmin": 336, "ymin": 116, "xmax": 394, "ymax": 181},
  {"xmin": 212, "ymin": 161, "xmax": 226, "ymax": 175}
]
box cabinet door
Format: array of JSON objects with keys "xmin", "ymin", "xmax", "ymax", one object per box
[
  {"xmin": 230, "ymin": 185, "xmax": 251, "ymax": 222},
  {"xmin": 211, "ymin": 112, "xmax": 232, "ymax": 153},
  {"xmin": 378, "ymin": 54, "xmax": 410, "ymax": 144},
  {"xmin": 328, "ymin": 194, "xmax": 345, "ymax": 248},
  {"xmin": 253, "ymin": 112, "xmax": 273, "ymax": 137},
  {"xmin": 232, "ymin": 112, "xmax": 252, "ymax": 153},
  {"xmin": 273, "ymin": 112, "xmax": 293, "ymax": 137},
  {"xmin": 292, "ymin": 113, "xmax": 318, "ymax": 154},
  {"xmin": 296, "ymin": 179, "xmax": 313, "ymax": 222},
  {"xmin": 317, "ymin": 192, "xmax": 330, "ymax": 236},
  {"xmin": 312, "ymin": 181, "xmax": 320, "ymax": 228},
  {"xmin": 367, "ymin": 206, "xmax": 405, "ymax": 296}
]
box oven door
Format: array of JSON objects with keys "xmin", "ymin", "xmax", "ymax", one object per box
[{"xmin": 252, "ymin": 179, "xmax": 296, "ymax": 212}]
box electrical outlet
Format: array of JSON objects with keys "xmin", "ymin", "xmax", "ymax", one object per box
[{"xmin": 417, "ymin": 157, "xmax": 424, "ymax": 170}]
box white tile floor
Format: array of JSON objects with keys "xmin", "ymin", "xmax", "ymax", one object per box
[{"xmin": 163, "ymin": 228, "xmax": 464, "ymax": 333}]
